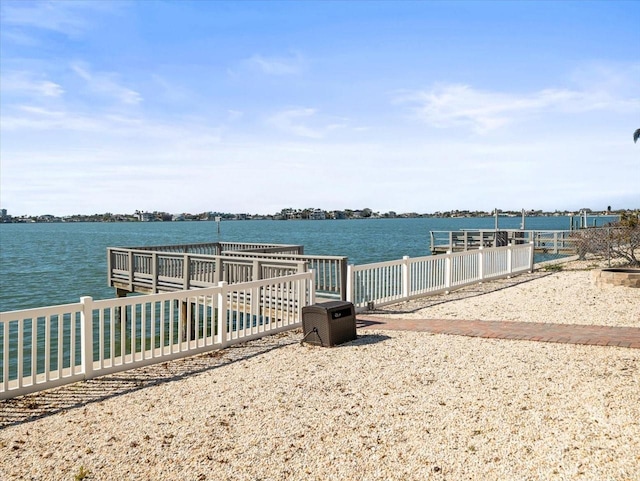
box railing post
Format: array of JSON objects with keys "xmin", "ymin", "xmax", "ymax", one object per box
[
  {"xmin": 107, "ymin": 248, "xmax": 113, "ymax": 287},
  {"xmin": 253, "ymin": 260, "xmax": 261, "ymax": 281},
  {"xmin": 528, "ymin": 241, "xmax": 535, "ymax": 272},
  {"xmin": 217, "ymin": 281, "xmax": 229, "ymax": 348},
  {"xmin": 445, "ymin": 251, "xmax": 452, "ymax": 293},
  {"xmin": 402, "ymin": 256, "xmax": 410, "ymax": 299},
  {"xmin": 346, "ymin": 264, "xmax": 354, "ymax": 303},
  {"xmin": 2, "ymin": 319, "xmax": 8, "ymax": 395},
  {"xmin": 152, "ymin": 252, "xmax": 158, "ymax": 292},
  {"xmin": 128, "ymin": 251, "xmax": 134, "ymax": 291},
  {"xmin": 506, "ymin": 244, "xmax": 512, "ymax": 277},
  {"xmin": 183, "ymin": 254, "xmax": 191, "ymax": 289},
  {"xmin": 214, "ymin": 256, "xmax": 222, "ymax": 284},
  {"xmin": 478, "ymin": 246, "xmax": 484, "ymax": 282},
  {"xmin": 308, "ymin": 270, "xmax": 316, "ymax": 306},
  {"xmin": 80, "ymin": 296, "xmax": 94, "ymax": 380},
  {"xmin": 340, "ymin": 257, "xmax": 348, "ymax": 301}
]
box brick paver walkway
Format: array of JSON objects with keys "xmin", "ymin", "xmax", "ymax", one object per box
[{"xmin": 357, "ymin": 316, "xmax": 640, "ymax": 349}]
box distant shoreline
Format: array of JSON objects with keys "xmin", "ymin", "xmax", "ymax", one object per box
[{"xmin": 1, "ymin": 211, "xmax": 628, "ymax": 224}]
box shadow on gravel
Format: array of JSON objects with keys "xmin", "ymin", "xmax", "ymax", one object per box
[
  {"xmin": 0, "ymin": 331, "xmax": 301, "ymax": 429},
  {"xmin": 0, "ymin": 272, "xmax": 553, "ymax": 429}
]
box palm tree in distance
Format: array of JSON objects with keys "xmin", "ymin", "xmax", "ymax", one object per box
[{"xmin": 634, "ymin": 128, "xmax": 640, "ymax": 143}]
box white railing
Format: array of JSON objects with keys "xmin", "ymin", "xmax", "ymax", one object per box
[
  {"xmin": 430, "ymin": 230, "xmax": 575, "ymax": 254},
  {"xmin": 108, "ymin": 249, "xmax": 307, "ymax": 293},
  {"xmin": 129, "ymin": 242, "xmax": 304, "ymax": 256},
  {"xmin": 224, "ymin": 251, "xmax": 348, "ymax": 300},
  {"xmin": 347, "ymin": 243, "xmax": 534, "ymax": 310},
  {"xmin": 1, "ymin": 272, "xmax": 314, "ymax": 400}
]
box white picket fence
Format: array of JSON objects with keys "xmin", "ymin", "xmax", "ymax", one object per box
[
  {"xmin": 347, "ymin": 243, "xmax": 534, "ymax": 309},
  {"xmin": 1, "ymin": 243, "xmax": 535, "ymax": 400},
  {"xmin": 1, "ymin": 272, "xmax": 314, "ymax": 400}
]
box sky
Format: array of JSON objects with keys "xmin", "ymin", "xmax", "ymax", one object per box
[{"xmin": 1, "ymin": 1, "xmax": 639, "ymax": 217}]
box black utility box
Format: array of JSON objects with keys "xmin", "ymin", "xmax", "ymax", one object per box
[{"xmin": 302, "ymin": 301, "xmax": 356, "ymax": 347}]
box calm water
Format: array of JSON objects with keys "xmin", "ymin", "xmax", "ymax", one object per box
[{"xmin": 0, "ymin": 216, "xmax": 611, "ymax": 312}]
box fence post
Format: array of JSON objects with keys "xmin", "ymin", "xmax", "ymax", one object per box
[
  {"xmin": 402, "ymin": 256, "xmax": 410, "ymax": 299},
  {"xmin": 308, "ymin": 270, "xmax": 316, "ymax": 306},
  {"xmin": 507, "ymin": 244, "xmax": 512, "ymax": 277},
  {"xmin": 217, "ymin": 281, "xmax": 229, "ymax": 349},
  {"xmin": 346, "ymin": 264, "xmax": 354, "ymax": 303},
  {"xmin": 445, "ymin": 251, "xmax": 452, "ymax": 293},
  {"xmin": 528, "ymin": 242, "xmax": 535, "ymax": 272},
  {"xmin": 80, "ymin": 296, "xmax": 94, "ymax": 380},
  {"xmin": 478, "ymin": 246, "xmax": 484, "ymax": 282}
]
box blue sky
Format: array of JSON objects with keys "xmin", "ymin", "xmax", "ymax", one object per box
[{"xmin": 1, "ymin": 1, "xmax": 638, "ymax": 216}]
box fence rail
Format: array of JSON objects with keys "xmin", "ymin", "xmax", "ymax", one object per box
[
  {"xmin": 224, "ymin": 251, "xmax": 348, "ymax": 300},
  {"xmin": 109, "ymin": 247, "xmax": 347, "ymax": 300},
  {"xmin": 127, "ymin": 242, "xmax": 304, "ymax": 256},
  {"xmin": 1, "ymin": 273, "xmax": 314, "ymax": 399},
  {"xmin": 347, "ymin": 243, "xmax": 534, "ymax": 309},
  {"xmin": 430, "ymin": 230, "xmax": 575, "ymax": 255},
  {"xmin": 108, "ymin": 249, "xmax": 307, "ymax": 294}
]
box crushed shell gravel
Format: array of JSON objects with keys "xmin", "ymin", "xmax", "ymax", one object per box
[{"xmin": 1, "ymin": 259, "xmax": 638, "ymax": 481}]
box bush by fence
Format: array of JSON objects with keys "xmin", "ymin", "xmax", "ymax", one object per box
[{"xmin": 570, "ymin": 213, "xmax": 640, "ymax": 266}]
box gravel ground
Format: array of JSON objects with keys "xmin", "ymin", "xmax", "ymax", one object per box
[
  {"xmin": 1, "ymin": 259, "xmax": 639, "ymax": 481},
  {"xmin": 371, "ymin": 259, "xmax": 640, "ymax": 327}
]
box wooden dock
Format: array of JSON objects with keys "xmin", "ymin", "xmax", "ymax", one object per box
[{"xmin": 430, "ymin": 229, "xmax": 577, "ymax": 255}]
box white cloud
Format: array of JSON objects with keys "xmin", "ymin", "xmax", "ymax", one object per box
[
  {"xmin": 0, "ymin": 71, "xmax": 64, "ymax": 98},
  {"xmin": 1, "ymin": 1, "xmax": 87, "ymax": 35},
  {"xmin": 0, "ymin": 0, "xmax": 120, "ymax": 37},
  {"xmin": 150, "ymin": 74, "xmax": 192, "ymax": 104},
  {"xmin": 395, "ymin": 77, "xmax": 639, "ymax": 134},
  {"xmin": 2, "ymin": 106, "xmax": 102, "ymax": 131},
  {"xmin": 244, "ymin": 52, "xmax": 305, "ymax": 76},
  {"xmin": 266, "ymin": 108, "xmax": 351, "ymax": 139},
  {"xmin": 267, "ymin": 108, "xmax": 324, "ymax": 138},
  {"xmin": 71, "ymin": 62, "xmax": 142, "ymax": 105},
  {"xmin": 227, "ymin": 110, "xmax": 244, "ymax": 121},
  {"xmin": 569, "ymin": 61, "xmax": 640, "ymax": 95}
]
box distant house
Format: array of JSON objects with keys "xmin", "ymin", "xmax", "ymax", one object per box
[{"xmin": 310, "ymin": 209, "xmax": 326, "ymax": 220}]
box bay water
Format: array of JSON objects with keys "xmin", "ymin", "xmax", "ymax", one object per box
[{"xmin": 0, "ymin": 216, "xmax": 607, "ymax": 313}]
